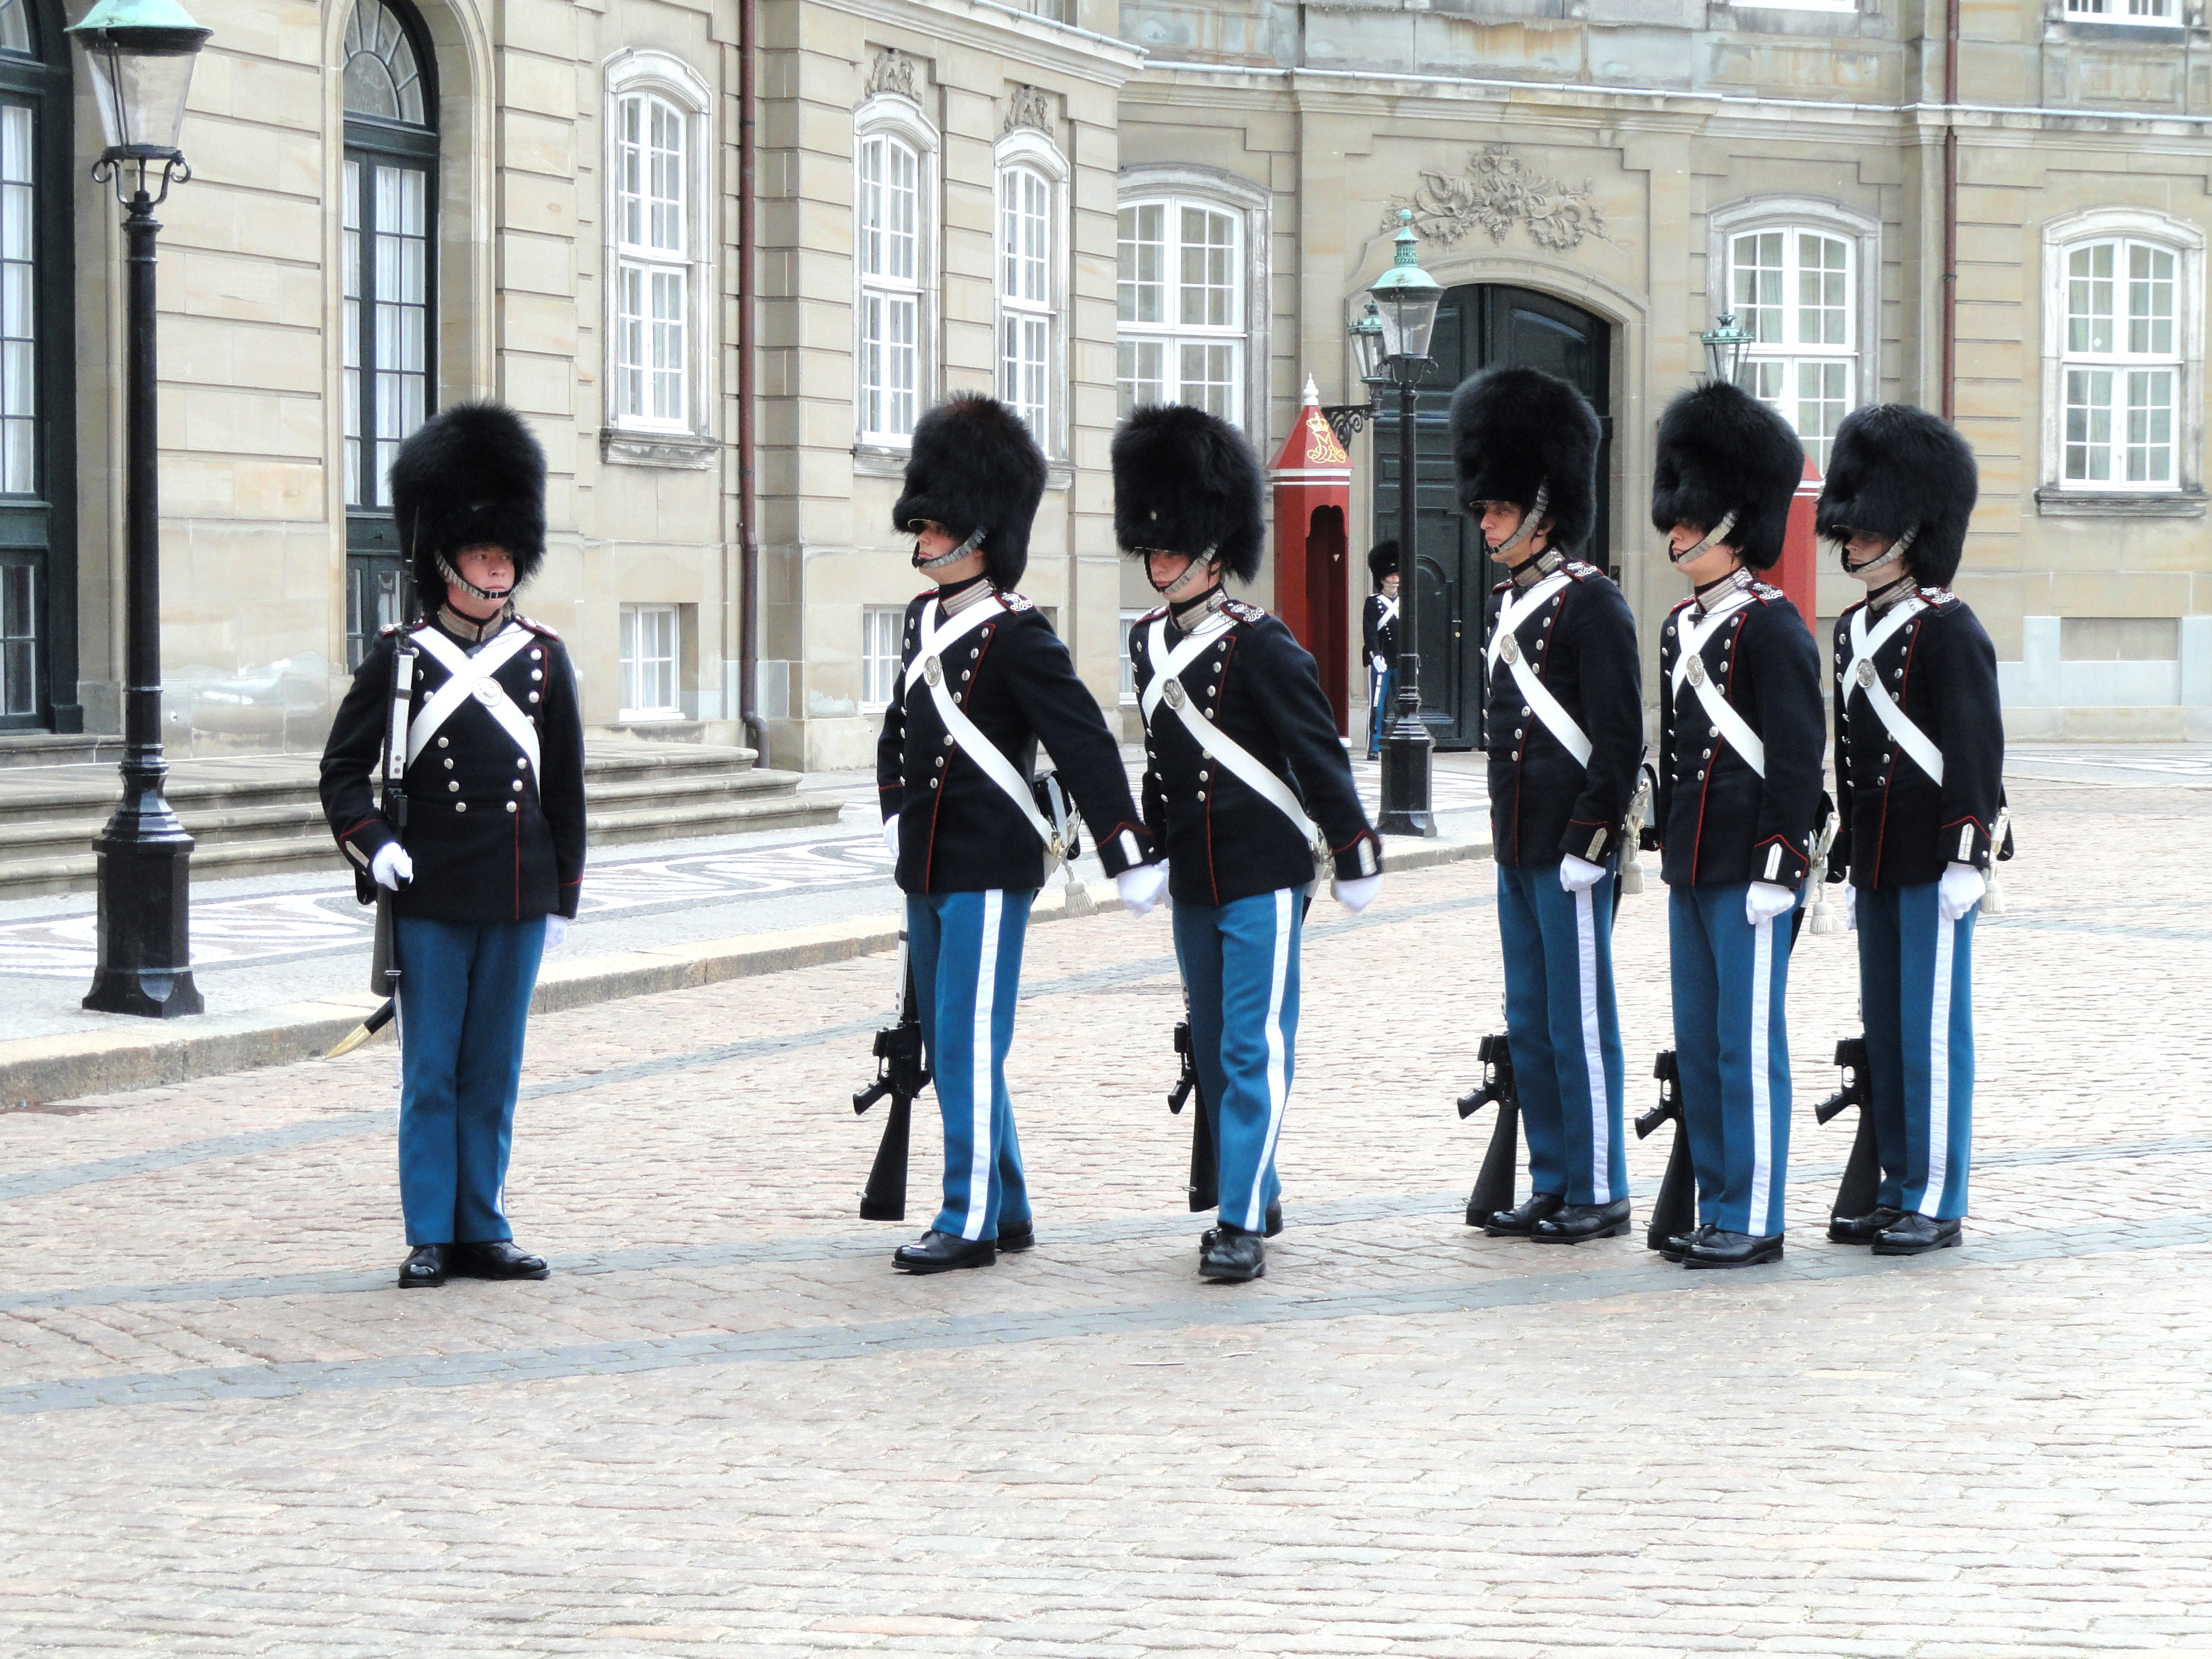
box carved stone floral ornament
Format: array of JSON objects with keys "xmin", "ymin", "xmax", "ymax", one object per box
[
  {"xmin": 864, "ymin": 47, "xmax": 919, "ymax": 103},
  {"xmin": 1003, "ymin": 84, "xmax": 1053, "ymax": 136},
  {"xmin": 1386, "ymin": 146, "xmax": 1609, "ymax": 252}
]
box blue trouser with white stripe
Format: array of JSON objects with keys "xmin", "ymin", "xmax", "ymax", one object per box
[
  {"xmin": 1366, "ymin": 666, "xmax": 1397, "ymax": 758},
  {"xmin": 908, "ymin": 888, "xmax": 1035, "ymax": 1243},
  {"xmin": 1858, "ymin": 883, "xmax": 1975, "ymax": 1220},
  {"xmin": 393, "ymin": 915, "xmax": 547, "ymax": 1246},
  {"xmin": 1497, "ymin": 861, "xmax": 1628, "ymax": 1206},
  {"xmin": 1174, "ymin": 887, "xmax": 1304, "ymax": 1233},
  {"xmin": 1668, "ymin": 883, "xmax": 1795, "ymax": 1237}
]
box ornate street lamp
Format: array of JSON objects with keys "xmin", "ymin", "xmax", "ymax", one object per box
[
  {"xmin": 71, "ymin": 0, "xmax": 211, "ymax": 1018},
  {"xmin": 1701, "ymin": 310, "xmax": 1754, "ymax": 386},
  {"xmin": 1321, "ymin": 303, "xmax": 1389, "ymax": 446},
  {"xmin": 1371, "ymin": 209, "xmax": 1442, "ymax": 838}
]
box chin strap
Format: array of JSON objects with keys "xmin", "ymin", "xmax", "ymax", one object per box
[
  {"xmin": 1149, "ymin": 547, "xmax": 1221, "ymax": 603},
  {"xmin": 1669, "ymin": 508, "xmax": 1739, "ymax": 566},
  {"xmin": 913, "ymin": 525, "xmax": 986, "ymax": 572},
  {"xmin": 1487, "ymin": 483, "xmax": 1550, "ymax": 561},
  {"xmin": 1842, "ymin": 525, "xmax": 1916, "ymax": 581},
  {"xmin": 435, "ymin": 553, "xmax": 515, "ymax": 604}
]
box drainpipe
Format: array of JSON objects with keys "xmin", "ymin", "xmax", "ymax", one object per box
[
  {"xmin": 1941, "ymin": 0, "xmax": 1959, "ymax": 422},
  {"xmin": 736, "ymin": 0, "xmax": 769, "ymax": 765}
]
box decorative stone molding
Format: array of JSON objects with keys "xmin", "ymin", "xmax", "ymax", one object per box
[
  {"xmin": 1388, "ymin": 146, "xmax": 1608, "ymax": 252},
  {"xmin": 1003, "ymin": 83, "xmax": 1053, "ymax": 136},
  {"xmin": 865, "ymin": 47, "xmax": 919, "ymax": 103},
  {"xmin": 602, "ymin": 431, "xmax": 718, "ymax": 471},
  {"xmin": 2034, "ymin": 487, "xmax": 2208, "ymax": 518}
]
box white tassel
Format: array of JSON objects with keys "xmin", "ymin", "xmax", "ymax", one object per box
[
  {"xmin": 1805, "ymin": 807, "xmax": 1846, "ymax": 937},
  {"xmin": 1980, "ymin": 807, "xmax": 2011, "ymax": 916},
  {"xmin": 1062, "ymin": 869, "xmax": 1095, "ymax": 916},
  {"xmin": 1619, "ymin": 851, "xmax": 1644, "ymax": 896},
  {"xmin": 1809, "ymin": 884, "xmax": 1847, "ymax": 935}
]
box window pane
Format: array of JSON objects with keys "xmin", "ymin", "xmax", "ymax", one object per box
[
  {"xmin": 1118, "ymin": 203, "xmax": 1164, "ymax": 324},
  {"xmin": 860, "ymin": 291, "xmax": 918, "ymax": 438},
  {"xmin": 1118, "ymin": 338, "xmax": 1164, "ymax": 416},
  {"xmin": 651, "ymin": 268, "xmax": 686, "ymax": 421},
  {"xmin": 648, "ymin": 97, "xmax": 685, "ymax": 255},
  {"xmin": 1797, "ymin": 233, "xmax": 1848, "ymax": 347},
  {"xmin": 1733, "ymin": 230, "xmax": 1784, "ymax": 343},
  {"xmin": 2068, "ymin": 242, "xmax": 2114, "ymax": 355},
  {"xmin": 1794, "ymin": 359, "xmax": 1848, "ymax": 470},
  {"xmin": 1, "ymin": 560, "xmax": 32, "ymax": 716},
  {"xmin": 2064, "ymin": 367, "xmax": 2114, "ymax": 482},
  {"xmin": 2125, "ymin": 368, "xmax": 2173, "ymax": 483},
  {"xmin": 1178, "ymin": 340, "xmax": 1237, "ymax": 420},
  {"xmin": 859, "ymin": 136, "xmax": 917, "ymax": 282},
  {"xmin": 2128, "ymin": 242, "xmax": 2175, "ymax": 356},
  {"xmin": 862, "ymin": 606, "xmax": 902, "ymax": 709},
  {"xmin": 1178, "ymin": 206, "xmax": 1236, "ymax": 329},
  {"xmin": 0, "ymin": 102, "xmax": 31, "ymax": 496},
  {"xmin": 616, "ymin": 264, "xmax": 646, "ymax": 419}
]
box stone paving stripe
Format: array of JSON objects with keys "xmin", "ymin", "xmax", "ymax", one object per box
[
  {"xmin": 5, "ymin": 1210, "xmax": 2208, "ymax": 1417},
  {"xmin": 0, "ymin": 1110, "xmax": 398, "ymax": 1204}
]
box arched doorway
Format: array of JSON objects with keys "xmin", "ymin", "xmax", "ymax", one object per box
[
  {"xmin": 341, "ymin": 0, "xmax": 438, "ymax": 668},
  {"xmin": 1372, "ymin": 284, "xmax": 1612, "ymax": 750}
]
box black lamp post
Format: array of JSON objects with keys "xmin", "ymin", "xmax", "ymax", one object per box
[
  {"xmin": 1370, "ymin": 210, "xmax": 1443, "ymax": 838},
  {"xmin": 71, "ymin": 0, "xmax": 210, "ymax": 1018}
]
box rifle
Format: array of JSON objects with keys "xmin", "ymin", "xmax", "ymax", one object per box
[
  {"xmin": 327, "ymin": 631, "xmax": 416, "ymax": 1060},
  {"xmin": 1815, "ymin": 1035, "xmax": 1881, "ymax": 1229},
  {"xmin": 854, "ymin": 930, "xmax": 931, "ymax": 1221},
  {"xmin": 1457, "ymin": 1031, "xmax": 1520, "ymax": 1227},
  {"xmin": 1169, "ymin": 1012, "xmax": 1219, "ymax": 1214},
  {"xmin": 1634, "ymin": 1049, "xmax": 1696, "ymax": 1252}
]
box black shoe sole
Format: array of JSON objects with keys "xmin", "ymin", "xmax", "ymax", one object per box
[
  {"xmin": 448, "ymin": 1265, "xmax": 552, "ymax": 1281},
  {"xmin": 1528, "ymin": 1219, "xmax": 1631, "ymax": 1245},
  {"xmin": 397, "ymin": 1273, "xmax": 445, "ymax": 1289},
  {"xmin": 996, "ymin": 1230, "xmax": 1035, "ymax": 1253},
  {"xmin": 894, "ymin": 1250, "xmax": 997, "ymax": 1274},
  {"xmin": 1198, "ymin": 1260, "xmax": 1266, "ymax": 1284},
  {"xmin": 1683, "ymin": 1244, "xmax": 1785, "ymax": 1269},
  {"xmin": 1826, "ymin": 1226, "xmax": 1880, "ymax": 1245},
  {"xmin": 1871, "ymin": 1230, "xmax": 1961, "ymax": 1257}
]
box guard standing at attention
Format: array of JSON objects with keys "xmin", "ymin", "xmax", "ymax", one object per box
[
  {"xmin": 320, "ymin": 403, "xmax": 585, "ymax": 1291},
  {"xmin": 1816, "ymin": 405, "xmax": 2005, "ymax": 1256},
  {"xmin": 1451, "ymin": 367, "xmax": 1644, "ymax": 1245},
  {"xmin": 1649, "ymin": 381, "xmax": 1823, "ymax": 1269},
  {"xmin": 876, "ymin": 394, "xmax": 1166, "ymax": 1276},
  {"xmin": 1119, "ymin": 403, "xmax": 1382, "ymax": 1283},
  {"xmin": 1361, "ymin": 540, "xmax": 1400, "ymax": 760}
]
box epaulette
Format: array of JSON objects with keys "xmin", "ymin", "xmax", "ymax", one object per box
[
  {"xmin": 1749, "ymin": 579, "xmax": 1785, "ymax": 602},
  {"xmin": 1920, "ymin": 586, "xmax": 1958, "ymax": 607},
  {"xmin": 377, "ymin": 621, "xmax": 405, "ymax": 638},
  {"xmin": 1224, "ymin": 599, "xmax": 1267, "ymax": 624},
  {"xmin": 518, "ymin": 614, "xmax": 561, "ymax": 640},
  {"xmin": 1136, "ymin": 605, "xmax": 1167, "ymax": 626},
  {"xmin": 1565, "ymin": 559, "xmax": 1601, "ymax": 581},
  {"xmin": 998, "ymin": 590, "xmax": 1035, "ymax": 613}
]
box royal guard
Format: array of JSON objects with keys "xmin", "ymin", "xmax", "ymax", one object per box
[
  {"xmin": 1649, "ymin": 381, "xmax": 1824, "ymax": 1269},
  {"xmin": 1451, "ymin": 368, "xmax": 1645, "ymax": 1245},
  {"xmin": 320, "ymin": 403, "xmax": 585, "ymax": 1291},
  {"xmin": 1119, "ymin": 403, "xmax": 1382, "ymax": 1283},
  {"xmin": 1817, "ymin": 405, "xmax": 2005, "ymax": 1256},
  {"xmin": 1361, "ymin": 540, "xmax": 1400, "ymax": 760},
  {"xmin": 876, "ymin": 395, "xmax": 1165, "ymax": 1275}
]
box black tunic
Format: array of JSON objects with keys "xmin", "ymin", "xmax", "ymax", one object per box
[
  {"xmin": 1362, "ymin": 593, "xmax": 1398, "ymax": 669},
  {"xmin": 1131, "ymin": 597, "xmax": 1381, "ymax": 907},
  {"xmin": 1481, "ymin": 558, "xmax": 1644, "ymax": 868},
  {"xmin": 875, "ymin": 587, "xmax": 1153, "ymax": 894},
  {"xmin": 320, "ymin": 614, "xmax": 587, "ymax": 923},
  {"xmin": 1653, "ymin": 578, "xmax": 1825, "ymax": 889},
  {"xmin": 1831, "ymin": 586, "xmax": 2006, "ymax": 889}
]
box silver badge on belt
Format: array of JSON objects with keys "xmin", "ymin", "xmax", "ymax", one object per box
[
  {"xmin": 1162, "ymin": 677, "xmax": 1187, "ymax": 710},
  {"xmin": 474, "ymin": 678, "xmax": 505, "ymax": 705},
  {"xmin": 1498, "ymin": 631, "xmax": 1521, "ymax": 665},
  {"xmin": 1856, "ymin": 658, "xmax": 1877, "ymax": 688},
  {"xmin": 923, "ymin": 655, "xmax": 943, "ymax": 687},
  {"xmin": 1685, "ymin": 655, "xmax": 1708, "ymax": 688}
]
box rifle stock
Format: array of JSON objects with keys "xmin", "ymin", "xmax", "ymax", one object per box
[
  {"xmin": 855, "ymin": 933, "xmax": 930, "ymax": 1222},
  {"xmin": 1636, "ymin": 1050, "xmax": 1696, "ymax": 1252},
  {"xmin": 1170, "ymin": 1016, "xmax": 1219, "ymax": 1214},
  {"xmin": 1816, "ymin": 1035, "xmax": 1881, "ymax": 1223},
  {"xmin": 1460, "ymin": 1032, "xmax": 1520, "ymax": 1226}
]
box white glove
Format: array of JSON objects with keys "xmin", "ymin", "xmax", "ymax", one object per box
[
  {"xmin": 543, "ymin": 914, "xmax": 568, "ymax": 950},
  {"xmin": 1558, "ymin": 854, "xmax": 1607, "ymax": 894},
  {"xmin": 370, "ymin": 842, "xmax": 414, "ymax": 891},
  {"xmin": 1332, "ymin": 874, "xmax": 1381, "ymax": 913},
  {"xmin": 1937, "ymin": 861, "xmax": 1986, "ymax": 923},
  {"xmin": 882, "ymin": 815, "xmax": 900, "ymax": 858},
  {"xmin": 1116, "ymin": 862, "xmax": 1168, "ymax": 918},
  {"xmin": 1843, "ymin": 882, "xmax": 1859, "ymax": 932},
  {"xmin": 1745, "ymin": 881, "xmax": 1796, "ymax": 926}
]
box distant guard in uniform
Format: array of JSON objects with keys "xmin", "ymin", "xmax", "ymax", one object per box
[
  {"xmin": 1361, "ymin": 541, "xmax": 1400, "ymax": 759},
  {"xmin": 1451, "ymin": 368, "xmax": 1644, "ymax": 1244},
  {"xmin": 320, "ymin": 403, "xmax": 585, "ymax": 1291},
  {"xmin": 1118, "ymin": 403, "xmax": 1382, "ymax": 1283},
  {"xmin": 876, "ymin": 395, "xmax": 1166, "ymax": 1275},
  {"xmin": 1649, "ymin": 382, "xmax": 1823, "ymax": 1269},
  {"xmin": 1817, "ymin": 405, "xmax": 2004, "ymax": 1256}
]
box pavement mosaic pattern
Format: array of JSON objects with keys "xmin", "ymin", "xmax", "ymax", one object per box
[{"xmin": 2, "ymin": 775, "xmax": 2208, "ymax": 1656}]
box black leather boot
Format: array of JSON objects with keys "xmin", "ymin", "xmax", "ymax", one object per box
[
  {"xmin": 1482, "ymin": 1193, "xmax": 1564, "ymax": 1238},
  {"xmin": 997, "ymin": 1219, "xmax": 1035, "ymax": 1253},
  {"xmin": 1658, "ymin": 1223, "xmax": 1714, "ymax": 1265},
  {"xmin": 397, "ymin": 1244, "xmax": 447, "ymax": 1289},
  {"xmin": 1198, "ymin": 1225, "xmax": 1266, "ymax": 1283},
  {"xmin": 1684, "ymin": 1229, "xmax": 1785, "ymax": 1269},
  {"xmin": 449, "ymin": 1240, "xmax": 551, "ymax": 1280},
  {"xmin": 1264, "ymin": 1200, "xmax": 1284, "ymax": 1238},
  {"xmin": 1871, "ymin": 1213, "xmax": 1961, "ymax": 1256},
  {"xmin": 894, "ymin": 1230, "xmax": 997, "ymax": 1274},
  {"xmin": 1827, "ymin": 1204, "xmax": 1904, "ymax": 1245},
  {"xmin": 1529, "ymin": 1198, "xmax": 1633, "ymax": 1244}
]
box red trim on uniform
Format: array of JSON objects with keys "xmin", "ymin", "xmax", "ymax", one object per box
[{"xmin": 336, "ymin": 816, "xmax": 383, "ymax": 842}]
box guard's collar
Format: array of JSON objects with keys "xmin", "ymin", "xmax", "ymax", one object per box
[
  {"xmin": 1692, "ymin": 567, "xmax": 1754, "ymax": 615},
  {"xmin": 1866, "ymin": 575, "xmax": 1921, "ymax": 618},
  {"xmin": 1509, "ymin": 548, "xmax": 1565, "ymax": 589},
  {"xmin": 937, "ymin": 572, "xmax": 997, "ymax": 619},
  {"xmin": 1167, "ymin": 583, "xmax": 1230, "ymax": 640},
  {"xmin": 436, "ymin": 601, "xmax": 514, "ymax": 645}
]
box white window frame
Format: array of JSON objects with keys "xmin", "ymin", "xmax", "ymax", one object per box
[
  {"xmin": 1708, "ymin": 197, "xmax": 1878, "ymax": 475},
  {"xmin": 603, "ymin": 52, "xmax": 714, "ymax": 449},
  {"xmin": 2040, "ymin": 207, "xmax": 2204, "ymax": 503},
  {"xmin": 860, "ymin": 605, "xmax": 903, "ymax": 713},
  {"xmin": 2063, "ymin": 0, "xmax": 2176, "ymax": 23},
  {"xmin": 995, "ymin": 126, "xmax": 1067, "ymax": 458},
  {"xmin": 1115, "ymin": 165, "xmax": 1269, "ymax": 435},
  {"xmin": 619, "ymin": 602, "xmax": 684, "ymax": 720},
  {"xmin": 854, "ymin": 90, "xmax": 940, "ymax": 450},
  {"xmin": 1117, "ymin": 609, "xmax": 1143, "ymax": 705}
]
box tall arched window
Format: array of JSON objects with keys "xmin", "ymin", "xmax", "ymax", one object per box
[
  {"xmin": 0, "ymin": 0, "xmax": 77, "ymax": 732},
  {"xmin": 342, "ymin": 0, "xmax": 438, "ymax": 668}
]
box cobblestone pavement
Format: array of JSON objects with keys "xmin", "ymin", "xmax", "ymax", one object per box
[{"xmin": 2, "ymin": 775, "xmax": 2208, "ymax": 1657}]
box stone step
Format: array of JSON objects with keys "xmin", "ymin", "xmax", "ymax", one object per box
[
  {"xmin": 0, "ymin": 734, "xmax": 125, "ymax": 770},
  {"xmin": 0, "ymin": 741, "xmax": 845, "ymax": 899}
]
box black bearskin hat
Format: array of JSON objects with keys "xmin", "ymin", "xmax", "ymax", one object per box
[
  {"xmin": 1448, "ymin": 367, "xmax": 1602, "ymax": 556},
  {"xmin": 390, "ymin": 402, "xmax": 547, "ymax": 612},
  {"xmin": 891, "ymin": 394, "xmax": 1048, "ymax": 590},
  {"xmin": 1650, "ymin": 380, "xmax": 1804, "ymax": 571},
  {"xmin": 1815, "ymin": 403, "xmax": 1979, "ymax": 589},
  {"xmin": 1111, "ymin": 404, "xmax": 1266, "ymax": 583},
  {"xmin": 1367, "ymin": 539, "xmax": 1399, "ymax": 584}
]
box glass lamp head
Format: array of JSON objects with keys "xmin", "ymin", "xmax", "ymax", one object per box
[
  {"xmin": 1700, "ymin": 310, "xmax": 1754, "ymax": 387},
  {"xmin": 68, "ymin": 0, "xmax": 211, "ymax": 158},
  {"xmin": 1369, "ymin": 209, "xmax": 1443, "ymax": 365}
]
